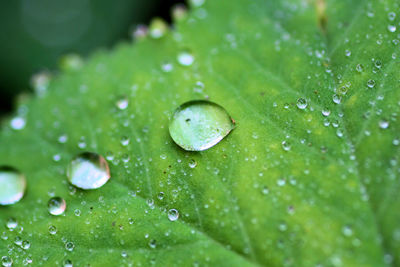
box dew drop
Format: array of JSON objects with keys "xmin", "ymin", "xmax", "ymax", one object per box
[
  {"xmin": 332, "ymin": 94, "xmax": 342, "ymax": 104},
  {"xmin": 281, "ymin": 141, "xmax": 291, "ymax": 151},
  {"xmin": 116, "ymin": 97, "xmax": 129, "ymax": 110},
  {"xmin": 367, "ymin": 79, "xmax": 375, "ymax": 88},
  {"xmin": 379, "ymin": 120, "xmax": 389, "ymax": 129},
  {"xmin": 342, "ymin": 225, "xmax": 353, "ymax": 237},
  {"xmin": 169, "ymin": 100, "xmax": 235, "ymax": 151},
  {"xmin": 177, "ymin": 51, "xmax": 194, "ymax": 66},
  {"xmin": 161, "ymin": 62, "xmax": 173, "ymax": 72},
  {"xmin": 10, "ymin": 117, "xmax": 26, "ymax": 130},
  {"xmin": 149, "ymin": 18, "xmax": 168, "ymax": 39},
  {"xmin": 1, "ymin": 256, "xmax": 13, "ymax": 267},
  {"xmin": 168, "ymin": 209, "xmax": 179, "ymax": 221},
  {"xmin": 22, "ymin": 240, "xmax": 30, "ymax": 250},
  {"xmin": 148, "ymin": 239, "xmax": 157, "ymax": 249},
  {"xmin": 48, "ymin": 197, "xmax": 66, "ymax": 216},
  {"xmin": 67, "ymin": 152, "xmax": 111, "ymax": 190},
  {"xmin": 321, "ymin": 108, "xmax": 331, "ymax": 117},
  {"xmin": 6, "ymin": 218, "xmax": 17, "ymax": 230},
  {"xmin": 188, "ymin": 159, "xmax": 197, "ymax": 168},
  {"xmin": 0, "ymin": 167, "xmax": 26, "ymax": 205},
  {"xmin": 388, "ymin": 25, "xmax": 396, "ymax": 33},
  {"xmin": 48, "ymin": 225, "xmax": 57, "ymax": 235},
  {"xmin": 65, "ymin": 242, "xmax": 75, "ymax": 252},
  {"xmin": 296, "ymin": 98, "xmax": 307, "ymax": 110},
  {"xmin": 356, "ymin": 64, "xmax": 364, "ymax": 73},
  {"xmin": 63, "ymin": 259, "xmax": 73, "ymax": 267},
  {"xmin": 388, "ymin": 12, "xmax": 396, "ymax": 21}
]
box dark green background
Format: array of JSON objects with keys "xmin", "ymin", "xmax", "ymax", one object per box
[{"xmin": 0, "ymin": 0, "xmax": 183, "ymax": 114}]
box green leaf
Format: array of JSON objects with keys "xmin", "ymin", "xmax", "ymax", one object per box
[{"xmin": 1, "ymin": 0, "xmax": 399, "ymax": 266}]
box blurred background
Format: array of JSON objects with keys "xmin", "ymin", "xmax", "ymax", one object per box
[{"xmin": 0, "ymin": 0, "xmax": 184, "ymax": 116}]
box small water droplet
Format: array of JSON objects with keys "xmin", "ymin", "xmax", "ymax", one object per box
[
  {"xmin": 63, "ymin": 259, "xmax": 73, "ymax": 267},
  {"xmin": 22, "ymin": 240, "xmax": 30, "ymax": 250},
  {"xmin": 388, "ymin": 25, "xmax": 396, "ymax": 32},
  {"xmin": 168, "ymin": 209, "xmax": 179, "ymax": 221},
  {"xmin": 332, "ymin": 94, "xmax": 342, "ymax": 104},
  {"xmin": 281, "ymin": 141, "xmax": 291, "ymax": 151},
  {"xmin": 322, "ymin": 108, "xmax": 331, "ymax": 117},
  {"xmin": 148, "ymin": 239, "xmax": 157, "ymax": 249},
  {"xmin": 367, "ymin": 79, "xmax": 375, "ymax": 88},
  {"xmin": 345, "ymin": 49, "xmax": 351, "ymax": 57},
  {"xmin": 188, "ymin": 159, "xmax": 197, "ymax": 168},
  {"xmin": 0, "ymin": 167, "xmax": 26, "ymax": 205},
  {"xmin": 342, "ymin": 225, "xmax": 353, "ymax": 237},
  {"xmin": 379, "ymin": 120, "xmax": 389, "ymax": 129},
  {"xmin": 1, "ymin": 256, "xmax": 13, "ymax": 267},
  {"xmin": 67, "ymin": 152, "xmax": 111, "ymax": 190},
  {"xmin": 169, "ymin": 100, "xmax": 235, "ymax": 151},
  {"xmin": 65, "ymin": 242, "xmax": 75, "ymax": 252},
  {"xmin": 388, "ymin": 12, "xmax": 396, "ymax": 21},
  {"xmin": 177, "ymin": 51, "xmax": 194, "ymax": 66},
  {"xmin": 356, "ymin": 64, "xmax": 364, "ymax": 73},
  {"xmin": 296, "ymin": 98, "xmax": 307, "ymax": 110},
  {"xmin": 116, "ymin": 97, "xmax": 129, "ymax": 110},
  {"xmin": 161, "ymin": 62, "xmax": 173, "ymax": 72},
  {"xmin": 48, "ymin": 225, "xmax": 57, "ymax": 235},
  {"xmin": 6, "ymin": 218, "xmax": 18, "ymax": 230},
  {"xmin": 48, "ymin": 197, "xmax": 66, "ymax": 216},
  {"xmin": 149, "ymin": 18, "xmax": 168, "ymax": 39},
  {"xmin": 10, "ymin": 117, "xmax": 26, "ymax": 130},
  {"xmin": 120, "ymin": 136, "xmax": 130, "ymax": 146}
]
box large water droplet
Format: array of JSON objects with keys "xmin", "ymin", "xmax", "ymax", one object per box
[
  {"xmin": 169, "ymin": 100, "xmax": 235, "ymax": 151},
  {"xmin": 0, "ymin": 167, "xmax": 26, "ymax": 205},
  {"xmin": 67, "ymin": 152, "xmax": 111, "ymax": 190},
  {"xmin": 48, "ymin": 197, "xmax": 66, "ymax": 216}
]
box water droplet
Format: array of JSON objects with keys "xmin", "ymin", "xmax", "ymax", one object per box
[
  {"xmin": 67, "ymin": 152, "xmax": 111, "ymax": 190},
  {"xmin": 48, "ymin": 197, "xmax": 66, "ymax": 216},
  {"xmin": 190, "ymin": 0, "xmax": 205, "ymax": 7},
  {"xmin": 296, "ymin": 98, "xmax": 307, "ymax": 110},
  {"xmin": 74, "ymin": 209, "xmax": 81, "ymax": 216},
  {"xmin": 10, "ymin": 117, "xmax": 26, "ymax": 130},
  {"xmin": 120, "ymin": 136, "xmax": 130, "ymax": 146},
  {"xmin": 388, "ymin": 25, "xmax": 396, "ymax": 32},
  {"xmin": 188, "ymin": 159, "xmax": 197, "ymax": 168},
  {"xmin": 261, "ymin": 186, "xmax": 269, "ymax": 195},
  {"xmin": 281, "ymin": 141, "xmax": 291, "ymax": 151},
  {"xmin": 22, "ymin": 240, "xmax": 30, "ymax": 250},
  {"xmin": 379, "ymin": 120, "xmax": 389, "ymax": 129},
  {"xmin": 345, "ymin": 49, "xmax": 351, "ymax": 57},
  {"xmin": 356, "ymin": 64, "xmax": 364, "ymax": 73},
  {"xmin": 177, "ymin": 51, "xmax": 194, "ymax": 66},
  {"xmin": 31, "ymin": 71, "xmax": 50, "ymax": 97},
  {"xmin": 172, "ymin": 4, "xmax": 188, "ymax": 21},
  {"xmin": 388, "ymin": 12, "xmax": 396, "ymax": 21},
  {"xmin": 63, "ymin": 259, "xmax": 73, "ymax": 267},
  {"xmin": 322, "ymin": 108, "xmax": 331, "ymax": 117},
  {"xmin": 0, "ymin": 167, "xmax": 26, "ymax": 205},
  {"xmin": 132, "ymin": 24, "xmax": 148, "ymax": 40},
  {"xmin": 6, "ymin": 218, "xmax": 17, "ymax": 230},
  {"xmin": 65, "ymin": 242, "xmax": 75, "ymax": 252},
  {"xmin": 169, "ymin": 100, "xmax": 235, "ymax": 151},
  {"xmin": 337, "ymin": 86, "xmax": 348, "ymax": 95},
  {"xmin": 59, "ymin": 54, "xmax": 83, "ymax": 71},
  {"xmin": 161, "ymin": 62, "xmax": 173, "ymax": 72},
  {"xmin": 149, "ymin": 18, "xmax": 168, "ymax": 39},
  {"xmin": 148, "ymin": 239, "xmax": 157, "ymax": 249},
  {"xmin": 168, "ymin": 209, "xmax": 179, "ymax": 221},
  {"xmin": 342, "ymin": 225, "xmax": 353, "ymax": 237},
  {"xmin": 116, "ymin": 97, "xmax": 129, "ymax": 110},
  {"xmin": 367, "ymin": 79, "xmax": 375, "ymax": 88},
  {"xmin": 374, "ymin": 60, "xmax": 383, "ymax": 69},
  {"xmin": 332, "ymin": 94, "xmax": 342, "ymax": 104},
  {"xmin": 1, "ymin": 256, "xmax": 13, "ymax": 267},
  {"xmin": 48, "ymin": 225, "xmax": 57, "ymax": 235}
]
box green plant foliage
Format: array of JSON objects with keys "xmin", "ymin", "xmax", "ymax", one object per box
[{"xmin": 1, "ymin": 0, "xmax": 399, "ymax": 266}]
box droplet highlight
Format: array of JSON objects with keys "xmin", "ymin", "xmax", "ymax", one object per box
[{"xmin": 48, "ymin": 197, "xmax": 66, "ymax": 216}]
